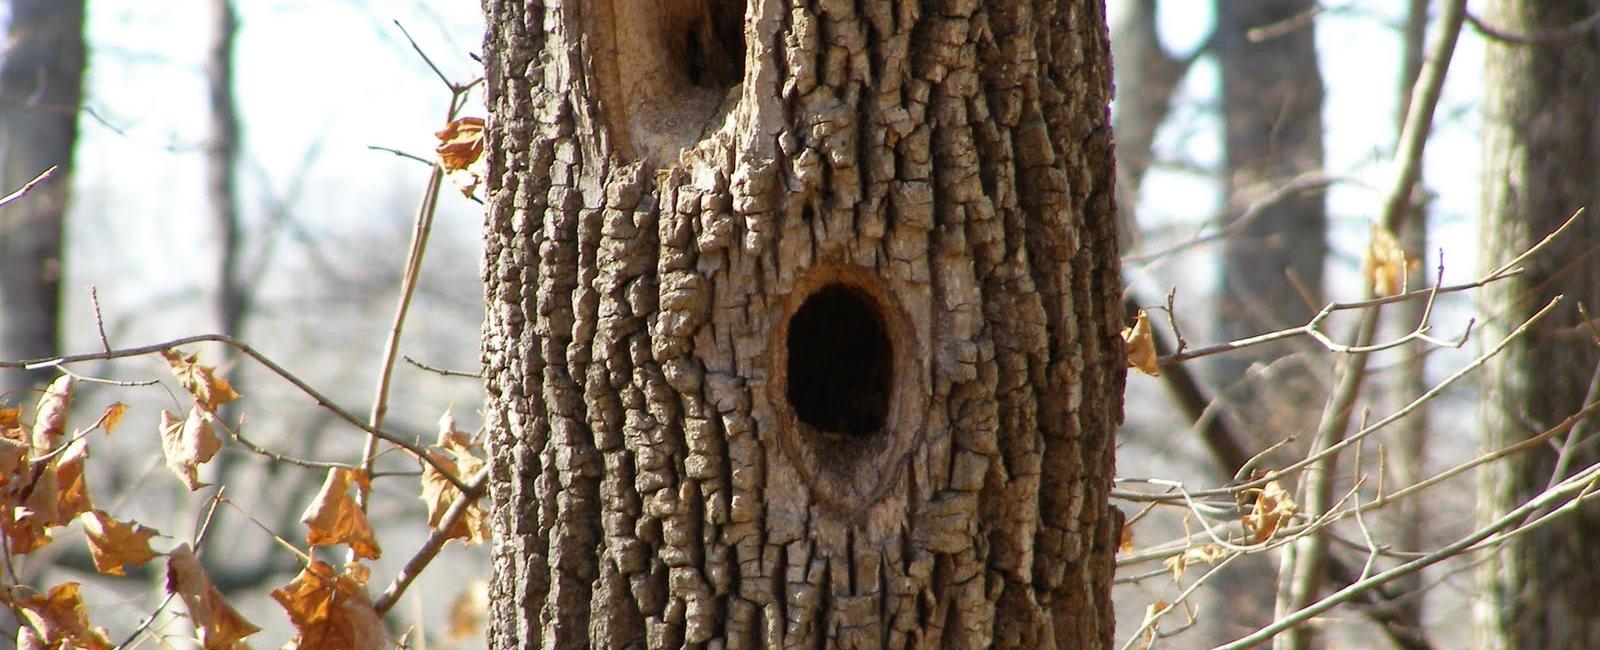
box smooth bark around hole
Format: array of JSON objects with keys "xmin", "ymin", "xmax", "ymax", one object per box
[{"xmin": 785, "ymin": 284, "xmax": 892, "ymax": 437}]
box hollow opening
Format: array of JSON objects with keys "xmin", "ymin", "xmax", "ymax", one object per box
[
  {"xmin": 681, "ymin": 0, "xmax": 745, "ymax": 88},
  {"xmin": 785, "ymin": 284, "xmax": 893, "ymax": 438}
]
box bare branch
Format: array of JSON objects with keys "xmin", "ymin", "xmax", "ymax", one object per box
[
  {"xmin": 0, "ymin": 165, "xmax": 57, "ymax": 209},
  {"xmin": 371, "ymin": 470, "xmax": 488, "ymax": 615},
  {"xmin": 0, "ymin": 334, "xmax": 470, "ymax": 492},
  {"xmin": 1466, "ymin": 8, "xmax": 1600, "ymax": 45}
]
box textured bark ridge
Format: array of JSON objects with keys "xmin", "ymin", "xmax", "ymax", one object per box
[
  {"xmin": 1477, "ymin": 2, "xmax": 1600, "ymax": 648},
  {"xmin": 479, "ymin": 0, "xmax": 1124, "ymax": 647}
]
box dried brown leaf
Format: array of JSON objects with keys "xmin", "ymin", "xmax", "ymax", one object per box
[
  {"xmin": 419, "ymin": 418, "xmax": 488, "ymax": 545},
  {"xmin": 435, "ymin": 117, "xmax": 487, "ymax": 197},
  {"xmin": 160, "ymin": 349, "xmax": 240, "ymax": 413},
  {"xmin": 0, "ymin": 405, "xmax": 20, "ymax": 427},
  {"xmin": 1162, "ymin": 544, "xmax": 1225, "ymax": 582},
  {"xmin": 271, "ymin": 560, "xmax": 384, "ymax": 650},
  {"xmin": 1119, "ymin": 521, "xmax": 1134, "ymax": 554},
  {"xmin": 81, "ymin": 510, "xmax": 160, "ymax": 576},
  {"xmin": 166, "ymin": 543, "xmax": 262, "ymax": 649},
  {"xmin": 10, "ymin": 582, "xmax": 113, "ymax": 650},
  {"xmin": 7, "ymin": 460, "xmax": 60, "ymax": 553},
  {"xmin": 1243, "ymin": 479, "xmax": 1299, "ymax": 543},
  {"xmin": 0, "ymin": 433, "xmax": 27, "ymax": 484},
  {"xmin": 53, "ymin": 437, "xmax": 94, "ymax": 521},
  {"xmin": 99, "ymin": 402, "xmax": 128, "ymax": 435},
  {"xmin": 1364, "ymin": 223, "xmax": 1417, "ymax": 297},
  {"xmin": 1122, "ymin": 309, "xmax": 1160, "ymax": 377},
  {"xmin": 30, "ymin": 375, "xmax": 75, "ymax": 453},
  {"xmin": 160, "ymin": 408, "xmax": 223, "ymax": 490},
  {"xmin": 301, "ymin": 468, "xmax": 382, "ymax": 560}
]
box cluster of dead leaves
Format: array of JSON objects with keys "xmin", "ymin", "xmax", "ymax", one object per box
[
  {"xmin": 436, "ymin": 116, "xmax": 487, "ymax": 198},
  {"xmin": 1118, "ymin": 478, "xmax": 1298, "ymax": 584},
  {"xmin": 2, "ymin": 349, "xmax": 490, "ymax": 649}
]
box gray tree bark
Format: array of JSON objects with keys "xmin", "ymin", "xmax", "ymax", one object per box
[
  {"xmin": 1214, "ymin": 0, "xmax": 1326, "ymax": 370},
  {"xmin": 1208, "ymin": 0, "xmax": 1327, "ymax": 641},
  {"xmin": 1476, "ymin": 2, "xmax": 1600, "ymax": 648},
  {"xmin": 478, "ymin": 0, "xmax": 1125, "ymax": 647},
  {"xmin": 0, "ymin": 0, "xmax": 86, "ymax": 397}
]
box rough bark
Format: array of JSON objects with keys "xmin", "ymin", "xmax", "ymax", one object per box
[
  {"xmin": 0, "ymin": 0, "xmax": 86, "ymax": 396},
  {"xmin": 1476, "ymin": 2, "xmax": 1600, "ymax": 648},
  {"xmin": 1208, "ymin": 0, "xmax": 1327, "ymax": 641},
  {"xmin": 478, "ymin": 0, "xmax": 1125, "ymax": 647}
]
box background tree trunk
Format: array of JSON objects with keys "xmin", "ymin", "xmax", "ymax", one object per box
[
  {"xmin": 478, "ymin": 0, "xmax": 1125, "ymax": 647},
  {"xmin": 1476, "ymin": 1, "xmax": 1600, "ymax": 648},
  {"xmin": 1213, "ymin": 0, "xmax": 1326, "ymax": 370},
  {"xmin": 1208, "ymin": 0, "xmax": 1327, "ymax": 641},
  {"xmin": 0, "ymin": 0, "xmax": 86, "ymax": 398}
]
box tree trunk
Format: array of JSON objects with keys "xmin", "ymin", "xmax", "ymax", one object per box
[
  {"xmin": 478, "ymin": 0, "xmax": 1125, "ymax": 647},
  {"xmin": 0, "ymin": 0, "xmax": 86, "ymax": 396},
  {"xmin": 1214, "ymin": 0, "xmax": 1326, "ymax": 367},
  {"xmin": 205, "ymin": 0, "xmax": 245, "ymax": 346},
  {"xmin": 1476, "ymin": 2, "xmax": 1600, "ymax": 648},
  {"xmin": 1209, "ymin": 0, "xmax": 1326, "ymax": 642}
]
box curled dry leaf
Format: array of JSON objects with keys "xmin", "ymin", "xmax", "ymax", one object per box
[
  {"xmin": 81, "ymin": 510, "xmax": 160, "ymax": 576},
  {"xmin": 1118, "ymin": 521, "xmax": 1134, "ymax": 554},
  {"xmin": 31, "ymin": 375, "xmax": 75, "ymax": 453},
  {"xmin": 271, "ymin": 560, "xmax": 384, "ymax": 650},
  {"xmin": 1243, "ymin": 479, "xmax": 1299, "ymax": 543},
  {"xmin": 0, "ymin": 432, "xmax": 27, "ymax": 485},
  {"xmin": 419, "ymin": 415, "xmax": 489, "ymax": 545},
  {"xmin": 5, "ymin": 437, "xmax": 93, "ymax": 555},
  {"xmin": 1364, "ymin": 223, "xmax": 1417, "ymax": 297},
  {"xmin": 166, "ymin": 543, "xmax": 262, "ymax": 649},
  {"xmin": 160, "ymin": 408, "xmax": 223, "ymax": 491},
  {"xmin": 301, "ymin": 468, "xmax": 382, "ymax": 560},
  {"xmin": 0, "ymin": 405, "xmax": 20, "ymax": 427},
  {"xmin": 435, "ymin": 116, "xmax": 487, "ymax": 197},
  {"xmin": 52, "ymin": 437, "xmax": 94, "ymax": 522},
  {"xmin": 9, "ymin": 582, "xmax": 114, "ymax": 650},
  {"xmin": 6, "ymin": 460, "xmax": 59, "ymax": 553},
  {"xmin": 1122, "ymin": 309, "xmax": 1160, "ymax": 377},
  {"xmin": 99, "ymin": 402, "xmax": 128, "ymax": 435},
  {"xmin": 160, "ymin": 349, "xmax": 240, "ymax": 413},
  {"xmin": 1162, "ymin": 544, "xmax": 1225, "ymax": 581}
]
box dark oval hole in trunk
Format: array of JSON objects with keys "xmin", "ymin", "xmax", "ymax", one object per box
[{"xmin": 785, "ymin": 284, "xmax": 892, "ymax": 438}]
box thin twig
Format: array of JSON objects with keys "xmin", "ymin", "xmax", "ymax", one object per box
[
  {"xmin": 0, "ymin": 334, "xmax": 469, "ymax": 492},
  {"xmin": 357, "ymin": 147, "xmax": 445, "ymax": 510},
  {"xmin": 224, "ymin": 415, "xmax": 359, "ymax": 472},
  {"xmin": 402, "ymin": 355, "xmax": 483, "ymax": 379},
  {"xmin": 1124, "ymin": 295, "xmax": 1563, "ymax": 505},
  {"xmin": 1466, "ymin": 8, "xmax": 1600, "ymax": 45},
  {"xmin": 394, "ymin": 20, "xmax": 456, "ymax": 92},
  {"xmin": 90, "ymin": 287, "xmax": 111, "ymax": 353},
  {"xmin": 372, "ymin": 470, "xmax": 488, "ymax": 615},
  {"xmin": 1216, "ymin": 460, "xmax": 1600, "ymax": 649},
  {"xmin": 0, "ymin": 165, "xmax": 57, "ymax": 209},
  {"xmin": 1123, "ymin": 173, "xmax": 1336, "ymax": 264},
  {"xmin": 367, "ymin": 145, "xmax": 435, "ymax": 167}
]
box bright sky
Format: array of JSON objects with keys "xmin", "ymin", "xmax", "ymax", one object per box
[
  {"xmin": 69, "ymin": 1, "xmax": 487, "ymax": 344},
  {"xmin": 61, "ymin": 1, "xmax": 1489, "ymax": 325}
]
